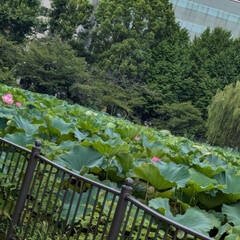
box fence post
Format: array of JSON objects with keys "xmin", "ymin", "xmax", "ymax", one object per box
[
  {"xmin": 6, "ymin": 140, "xmax": 42, "ymax": 240},
  {"xmin": 107, "ymin": 177, "xmax": 133, "ymax": 240}
]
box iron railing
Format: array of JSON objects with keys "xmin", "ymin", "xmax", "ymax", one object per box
[{"xmin": 0, "ymin": 138, "xmax": 213, "ymax": 240}]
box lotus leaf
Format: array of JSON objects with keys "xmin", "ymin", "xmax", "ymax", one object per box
[
  {"xmin": 222, "ymin": 202, "xmax": 240, "ymax": 225},
  {"xmin": 188, "ymin": 168, "xmax": 221, "ymax": 192},
  {"xmin": 55, "ymin": 145, "xmax": 104, "ymax": 174},
  {"xmin": 4, "ymin": 133, "xmax": 35, "ymax": 147},
  {"xmin": 133, "ymin": 163, "xmax": 177, "ymax": 190}
]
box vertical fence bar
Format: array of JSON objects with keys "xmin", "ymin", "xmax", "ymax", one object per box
[
  {"xmin": 6, "ymin": 140, "xmax": 42, "ymax": 240},
  {"xmin": 107, "ymin": 178, "xmax": 133, "ymax": 240}
]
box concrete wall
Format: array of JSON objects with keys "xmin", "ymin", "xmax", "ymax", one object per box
[{"xmin": 170, "ymin": 0, "xmax": 240, "ymax": 39}]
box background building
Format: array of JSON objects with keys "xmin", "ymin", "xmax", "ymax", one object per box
[{"xmin": 169, "ymin": 0, "xmax": 240, "ymax": 39}]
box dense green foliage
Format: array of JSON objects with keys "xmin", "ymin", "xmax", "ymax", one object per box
[
  {"xmin": 1, "ymin": 0, "xmax": 240, "ymax": 142},
  {"xmin": 0, "ymin": 0, "xmax": 41, "ymax": 42},
  {"xmin": 0, "ymin": 35, "xmax": 19, "ymax": 86},
  {"xmin": 207, "ymin": 82, "xmax": 240, "ymax": 149},
  {"xmin": 49, "ymin": 0, "xmax": 93, "ymax": 40},
  {"xmin": 17, "ymin": 37, "xmax": 90, "ymax": 98},
  {"xmin": 152, "ymin": 102, "xmax": 205, "ymax": 138},
  {"xmin": 1, "ymin": 84, "xmax": 240, "ymax": 239}
]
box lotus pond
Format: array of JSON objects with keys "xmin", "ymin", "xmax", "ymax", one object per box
[{"xmin": 1, "ymin": 84, "xmax": 240, "ymax": 239}]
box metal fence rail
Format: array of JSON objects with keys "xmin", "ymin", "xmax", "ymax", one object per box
[{"xmin": 0, "ymin": 138, "xmax": 213, "ymax": 240}]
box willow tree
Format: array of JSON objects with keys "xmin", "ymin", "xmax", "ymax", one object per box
[{"xmin": 206, "ymin": 82, "xmax": 240, "ymax": 149}]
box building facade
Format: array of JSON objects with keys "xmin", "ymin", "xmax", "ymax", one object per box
[{"xmin": 169, "ymin": 0, "xmax": 240, "ymax": 39}]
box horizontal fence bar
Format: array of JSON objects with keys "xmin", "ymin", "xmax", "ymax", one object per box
[
  {"xmin": 0, "ymin": 137, "xmax": 31, "ymax": 154},
  {"xmin": 125, "ymin": 194, "xmax": 213, "ymax": 240},
  {"xmin": 36, "ymin": 154, "xmax": 121, "ymax": 196}
]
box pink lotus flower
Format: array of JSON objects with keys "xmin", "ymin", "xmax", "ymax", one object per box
[
  {"xmin": 152, "ymin": 157, "xmax": 161, "ymax": 162},
  {"xmin": 15, "ymin": 102, "xmax": 22, "ymax": 107},
  {"xmin": 5, "ymin": 94, "xmax": 13, "ymax": 99},
  {"xmin": 2, "ymin": 94, "xmax": 14, "ymax": 105},
  {"xmin": 135, "ymin": 136, "xmax": 140, "ymax": 141}
]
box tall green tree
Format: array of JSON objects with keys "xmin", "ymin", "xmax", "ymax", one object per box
[
  {"xmin": 89, "ymin": 0, "xmax": 180, "ymax": 84},
  {"xmin": 152, "ymin": 102, "xmax": 205, "ymax": 139},
  {"xmin": 49, "ymin": 0, "xmax": 93, "ymax": 40},
  {"xmin": 0, "ymin": 34, "xmax": 19, "ymax": 86},
  {"xmin": 17, "ymin": 37, "xmax": 90, "ymax": 98},
  {"xmin": 186, "ymin": 27, "xmax": 240, "ymax": 118},
  {"xmin": 70, "ymin": 67, "xmax": 146, "ymax": 122},
  {"xmin": 0, "ymin": 0, "xmax": 41, "ymax": 42},
  {"xmin": 206, "ymin": 82, "xmax": 240, "ymax": 149}
]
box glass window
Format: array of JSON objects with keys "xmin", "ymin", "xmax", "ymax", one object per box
[
  {"xmin": 222, "ymin": 11, "xmax": 229, "ymax": 20},
  {"xmin": 187, "ymin": 1, "xmax": 193, "ymax": 9},
  {"xmin": 217, "ymin": 10, "xmax": 224, "ymax": 19},
  {"xmin": 177, "ymin": 0, "xmax": 188, "ymax": 8},
  {"xmin": 228, "ymin": 14, "xmax": 239, "ymax": 23},
  {"xmin": 192, "ymin": 2, "xmax": 199, "ymax": 11},
  {"xmin": 208, "ymin": 7, "xmax": 218, "ymax": 17},
  {"xmin": 201, "ymin": 6, "xmax": 208, "ymax": 14}
]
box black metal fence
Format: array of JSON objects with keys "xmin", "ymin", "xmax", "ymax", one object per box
[{"xmin": 0, "ymin": 138, "xmax": 213, "ymax": 240}]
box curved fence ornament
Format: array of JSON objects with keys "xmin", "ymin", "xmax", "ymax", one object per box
[{"xmin": 0, "ymin": 138, "xmax": 213, "ymax": 240}]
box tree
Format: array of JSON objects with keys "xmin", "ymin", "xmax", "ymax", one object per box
[
  {"xmin": 17, "ymin": 37, "xmax": 90, "ymax": 98},
  {"xmin": 70, "ymin": 67, "xmax": 146, "ymax": 122},
  {"xmin": 0, "ymin": 0, "xmax": 41, "ymax": 42},
  {"xmin": 206, "ymin": 82, "xmax": 240, "ymax": 149},
  {"xmin": 88, "ymin": 0, "xmax": 180, "ymax": 84},
  {"xmin": 152, "ymin": 102, "xmax": 205, "ymax": 139},
  {"xmin": 0, "ymin": 34, "xmax": 19, "ymax": 86},
  {"xmin": 49, "ymin": 0, "xmax": 93, "ymax": 40},
  {"xmin": 185, "ymin": 27, "xmax": 240, "ymax": 119}
]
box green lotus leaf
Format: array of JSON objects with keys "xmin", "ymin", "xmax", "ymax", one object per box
[
  {"xmin": 78, "ymin": 119, "xmax": 102, "ymax": 134},
  {"xmin": 180, "ymin": 140, "xmax": 197, "ymax": 155},
  {"xmin": 148, "ymin": 198, "xmax": 174, "ymax": 218},
  {"xmin": 74, "ymin": 127, "xmax": 89, "ymax": 141},
  {"xmin": 89, "ymin": 138, "xmax": 129, "ymax": 158},
  {"xmin": 51, "ymin": 116, "xmax": 74, "ymax": 135},
  {"xmin": 55, "ymin": 140, "xmax": 78, "ymax": 150},
  {"xmin": 104, "ymin": 128, "xmax": 120, "ymax": 139},
  {"xmin": 41, "ymin": 97, "xmax": 63, "ymax": 108},
  {"xmin": 149, "ymin": 198, "xmax": 215, "ymax": 236},
  {"xmin": 116, "ymin": 153, "xmax": 134, "ymax": 174},
  {"xmin": 0, "ymin": 106, "xmax": 17, "ymax": 118},
  {"xmin": 153, "ymin": 161, "xmax": 189, "ymax": 188},
  {"xmin": 188, "ymin": 168, "xmax": 220, "ymax": 192},
  {"xmin": 214, "ymin": 223, "xmax": 231, "ymax": 240},
  {"xmin": 198, "ymin": 191, "xmax": 227, "ymax": 209},
  {"xmin": 225, "ymin": 225, "xmax": 240, "ymax": 240},
  {"xmin": 142, "ymin": 137, "xmax": 170, "ymax": 153},
  {"xmin": 222, "ymin": 202, "xmax": 240, "ymax": 226},
  {"xmin": 174, "ymin": 208, "xmax": 213, "ymax": 236},
  {"xmin": 115, "ymin": 126, "xmax": 139, "ymax": 139},
  {"xmin": 13, "ymin": 114, "xmax": 40, "ymax": 136},
  {"xmin": 106, "ymin": 122, "xmax": 116, "ymax": 128},
  {"xmin": 192, "ymin": 154, "xmax": 227, "ymax": 177},
  {"xmin": 169, "ymin": 153, "xmax": 192, "ymax": 166},
  {"xmin": 0, "ymin": 118, "xmax": 7, "ymax": 129},
  {"xmin": 4, "ymin": 133, "xmax": 35, "ymax": 147},
  {"xmin": 214, "ymin": 169, "xmax": 240, "ymax": 200},
  {"xmin": 133, "ymin": 163, "xmax": 176, "ymax": 190},
  {"xmin": 55, "ymin": 145, "xmax": 104, "ymax": 174}
]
